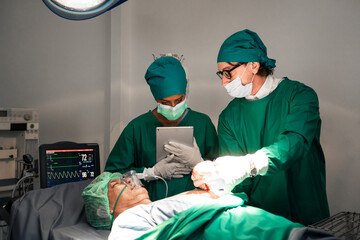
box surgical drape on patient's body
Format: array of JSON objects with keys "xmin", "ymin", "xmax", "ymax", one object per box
[
  {"xmin": 110, "ymin": 193, "xmax": 245, "ymax": 240},
  {"xmin": 137, "ymin": 193, "xmax": 304, "ymax": 240},
  {"xmin": 217, "ymin": 78, "xmax": 329, "ymax": 226}
]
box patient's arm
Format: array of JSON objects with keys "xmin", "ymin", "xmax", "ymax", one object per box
[
  {"xmin": 109, "ymin": 193, "xmax": 216, "ymax": 240},
  {"xmin": 169, "ymin": 189, "xmax": 220, "ymax": 199},
  {"xmin": 183, "ymin": 189, "xmax": 220, "ymax": 198}
]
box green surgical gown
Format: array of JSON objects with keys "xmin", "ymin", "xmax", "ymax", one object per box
[
  {"xmin": 105, "ymin": 108, "xmax": 218, "ymax": 201},
  {"xmin": 218, "ymin": 78, "xmax": 329, "ymax": 225}
]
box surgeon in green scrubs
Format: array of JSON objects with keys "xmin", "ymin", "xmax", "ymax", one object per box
[
  {"xmin": 192, "ymin": 29, "xmax": 329, "ymax": 225},
  {"xmin": 105, "ymin": 56, "xmax": 218, "ymax": 201}
]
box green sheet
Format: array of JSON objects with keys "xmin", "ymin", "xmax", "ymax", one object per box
[{"xmin": 137, "ymin": 193, "xmax": 303, "ymax": 240}]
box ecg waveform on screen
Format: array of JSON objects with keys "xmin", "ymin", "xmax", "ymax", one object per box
[{"xmin": 47, "ymin": 171, "xmax": 80, "ymax": 180}]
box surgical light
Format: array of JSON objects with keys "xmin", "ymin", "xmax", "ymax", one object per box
[
  {"xmin": 42, "ymin": 0, "xmax": 128, "ymax": 20},
  {"xmin": 52, "ymin": 0, "xmax": 106, "ymax": 11}
]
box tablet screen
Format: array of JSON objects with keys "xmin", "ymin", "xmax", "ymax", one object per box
[{"xmin": 156, "ymin": 126, "xmax": 193, "ymax": 162}]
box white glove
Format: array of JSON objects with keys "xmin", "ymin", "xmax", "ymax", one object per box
[
  {"xmin": 191, "ymin": 160, "xmax": 218, "ymax": 190},
  {"xmin": 164, "ymin": 138, "xmax": 203, "ymax": 169},
  {"xmin": 191, "ymin": 159, "xmax": 241, "ymax": 195},
  {"xmin": 192, "ymin": 150, "xmax": 268, "ymax": 195},
  {"xmin": 143, "ymin": 154, "xmax": 191, "ymax": 181}
]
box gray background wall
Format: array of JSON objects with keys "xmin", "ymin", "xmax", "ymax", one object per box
[{"xmin": 1, "ymin": 0, "xmax": 359, "ymax": 216}]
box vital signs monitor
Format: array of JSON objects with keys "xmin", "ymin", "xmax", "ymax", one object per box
[{"xmin": 39, "ymin": 142, "xmax": 100, "ymax": 188}]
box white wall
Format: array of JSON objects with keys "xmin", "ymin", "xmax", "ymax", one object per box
[
  {"xmin": 117, "ymin": 0, "xmax": 360, "ymax": 215},
  {"xmin": 0, "ymin": 0, "xmax": 111, "ymax": 168},
  {"xmin": 0, "ymin": 0, "xmax": 359, "ymax": 217}
]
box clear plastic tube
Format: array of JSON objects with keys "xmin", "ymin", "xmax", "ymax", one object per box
[{"xmin": 136, "ymin": 173, "xmax": 168, "ymax": 199}]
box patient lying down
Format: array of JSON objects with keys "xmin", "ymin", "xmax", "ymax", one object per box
[
  {"xmin": 82, "ymin": 172, "xmax": 240, "ymax": 240},
  {"xmin": 83, "ymin": 172, "xmax": 340, "ymax": 240}
]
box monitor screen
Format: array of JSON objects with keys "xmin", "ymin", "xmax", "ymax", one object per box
[{"xmin": 39, "ymin": 142, "xmax": 100, "ymax": 188}]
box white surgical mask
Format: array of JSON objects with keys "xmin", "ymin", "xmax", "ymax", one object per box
[
  {"xmin": 224, "ymin": 63, "xmax": 255, "ymax": 98},
  {"xmin": 157, "ymin": 99, "xmax": 187, "ymax": 121}
]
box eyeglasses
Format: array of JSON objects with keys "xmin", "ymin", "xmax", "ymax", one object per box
[{"xmin": 216, "ymin": 63, "xmax": 244, "ymax": 80}]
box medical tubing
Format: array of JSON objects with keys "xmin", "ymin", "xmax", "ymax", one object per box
[
  {"xmin": 154, "ymin": 175, "xmax": 168, "ymax": 198},
  {"xmin": 136, "ymin": 173, "xmax": 168, "ymax": 198},
  {"xmin": 11, "ymin": 173, "xmax": 34, "ymax": 198},
  {"xmin": 111, "ymin": 184, "xmax": 127, "ymax": 226}
]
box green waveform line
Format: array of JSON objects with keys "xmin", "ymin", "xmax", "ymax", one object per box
[
  {"xmin": 47, "ymin": 171, "xmax": 80, "ymax": 180},
  {"xmin": 51, "ymin": 165, "xmax": 79, "ymax": 168},
  {"xmin": 47, "ymin": 157, "xmax": 77, "ymax": 160}
]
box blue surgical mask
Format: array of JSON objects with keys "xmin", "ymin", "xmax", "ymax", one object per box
[
  {"xmin": 224, "ymin": 63, "xmax": 254, "ymax": 98},
  {"xmin": 157, "ymin": 99, "xmax": 187, "ymax": 121}
]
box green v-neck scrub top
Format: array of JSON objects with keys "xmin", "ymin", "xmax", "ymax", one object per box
[
  {"xmin": 218, "ymin": 78, "xmax": 329, "ymax": 225},
  {"xmin": 105, "ymin": 108, "xmax": 218, "ymax": 201}
]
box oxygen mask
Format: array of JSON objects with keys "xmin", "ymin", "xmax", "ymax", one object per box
[{"xmin": 121, "ymin": 170, "xmax": 143, "ymax": 189}]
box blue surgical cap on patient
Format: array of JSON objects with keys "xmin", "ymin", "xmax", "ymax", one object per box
[
  {"xmin": 217, "ymin": 29, "xmax": 276, "ymax": 69},
  {"xmin": 145, "ymin": 56, "xmax": 187, "ymax": 100}
]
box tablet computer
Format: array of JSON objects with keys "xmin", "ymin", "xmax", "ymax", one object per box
[{"xmin": 156, "ymin": 126, "xmax": 194, "ymax": 162}]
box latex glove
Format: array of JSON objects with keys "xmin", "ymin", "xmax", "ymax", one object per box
[
  {"xmin": 191, "ymin": 160, "xmax": 239, "ymax": 196},
  {"xmin": 192, "ymin": 150, "xmax": 268, "ymax": 195},
  {"xmin": 143, "ymin": 154, "xmax": 191, "ymax": 181},
  {"xmin": 191, "ymin": 160, "xmax": 218, "ymax": 190},
  {"xmin": 164, "ymin": 137, "xmax": 203, "ymax": 169}
]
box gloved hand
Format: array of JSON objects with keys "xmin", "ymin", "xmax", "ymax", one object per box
[
  {"xmin": 143, "ymin": 154, "xmax": 191, "ymax": 181},
  {"xmin": 191, "ymin": 159, "xmax": 245, "ymax": 195},
  {"xmin": 164, "ymin": 138, "xmax": 203, "ymax": 169},
  {"xmin": 191, "ymin": 160, "xmax": 218, "ymax": 191},
  {"xmin": 192, "ymin": 150, "xmax": 269, "ymax": 195}
]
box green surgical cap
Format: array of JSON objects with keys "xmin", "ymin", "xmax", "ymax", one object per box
[
  {"xmin": 145, "ymin": 56, "xmax": 187, "ymax": 100},
  {"xmin": 217, "ymin": 29, "xmax": 276, "ymax": 69},
  {"xmin": 82, "ymin": 172, "xmax": 122, "ymax": 230}
]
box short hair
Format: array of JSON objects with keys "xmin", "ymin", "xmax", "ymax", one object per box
[{"xmin": 257, "ymin": 62, "xmax": 274, "ymax": 77}]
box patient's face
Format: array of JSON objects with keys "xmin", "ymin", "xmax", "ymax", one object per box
[{"xmin": 108, "ymin": 178, "xmax": 151, "ymax": 218}]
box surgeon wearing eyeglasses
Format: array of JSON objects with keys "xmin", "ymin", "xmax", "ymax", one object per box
[
  {"xmin": 105, "ymin": 56, "xmax": 218, "ymax": 201},
  {"xmin": 192, "ymin": 29, "xmax": 330, "ymax": 226}
]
